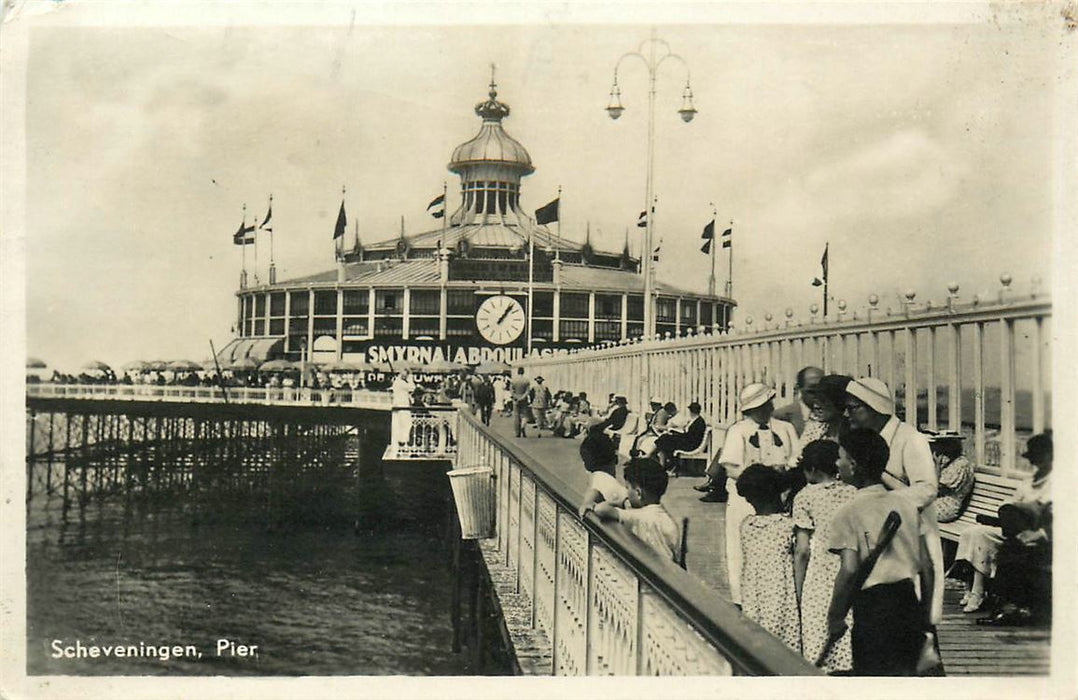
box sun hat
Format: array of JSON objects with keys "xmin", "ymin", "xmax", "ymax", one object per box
[
  {"xmin": 649, "ymin": 396, "xmax": 663, "ymax": 405},
  {"xmin": 924, "ymin": 429, "xmax": 963, "ymax": 442},
  {"xmin": 739, "ymin": 383, "xmax": 776, "ymax": 412},
  {"xmin": 846, "ymin": 377, "xmax": 894, "ymax": 415}
]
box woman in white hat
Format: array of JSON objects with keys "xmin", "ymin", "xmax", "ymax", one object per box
[
  {"xmin": 844, "ymin": 377, "xmax": 944, "ymax": 627},
  {"xmin": 710, "ymin": 383, "xmax": 800, "ymax": 606}
]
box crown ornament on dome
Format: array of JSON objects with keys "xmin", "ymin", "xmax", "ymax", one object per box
[{"xmin": 475, "ymin": 64, "xmax": 510, "ymax": 122}]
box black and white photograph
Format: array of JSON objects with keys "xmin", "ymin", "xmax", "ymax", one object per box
[{"xmin": 2, "ymin": 1, "xmax": 1076, "ymax": 697}]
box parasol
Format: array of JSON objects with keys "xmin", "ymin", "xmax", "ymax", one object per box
[
  {"xmin": 475, "ymin": 360, "xmax": 511, "ymax": 375},
  {"xmin": 167, "ymin": 359, "xmax": 202, "ymax": 371},
  {"xmin": 26, "ymin": 357, "xmax": 47, "ymax": 369},
  {"xmin": 229, "ymin": 357, "xmax": 261, "ymax": 371},
  {"xmin": 259, "ymin": 359, "xmax": 297, "ymax": 372}
]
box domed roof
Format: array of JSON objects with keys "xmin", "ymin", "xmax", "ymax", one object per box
[{"xmin": 448, "ymin": 83, "xmax": 534, "ymax": 175}]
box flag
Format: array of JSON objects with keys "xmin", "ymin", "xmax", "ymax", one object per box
[
  {"xmin": 233, "ymin": 220, "xmax": 255, "ymax": 246},
  {"xmin": 820, "ymin": 243, "xmax": 829, "ymax": 277},
  {"xmin": 721, "ymin": 227, "xmax": 732, "ymax": 249},
  {"xmin": 259, "ymin": 204, "xmax": 272, "ymax": 232},
  {"xmin": 700, "ymin": 220, "xmax": 715, "ymax": 254},
  {"xmin": 427, "ymin": 194, "xmax": 445, "ymax": 219},
  {"xmin": 637, "ymin": 210, "xmax": 647, "ymax": 228},
  {"xmin": 535, "ymin": 198, "xmax": 559, "ymax": 225},
  {"xmin": 333, "ymin": 201, "xmax": 347, "ymax": 240}
]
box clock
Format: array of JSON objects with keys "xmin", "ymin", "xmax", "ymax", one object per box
[{"xmin": 475, "ymin": 295, "xmax": 526, "ymax": 345}]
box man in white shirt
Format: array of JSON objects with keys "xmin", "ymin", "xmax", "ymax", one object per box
[
  {"xmin": 709, "ymin": 383, "xmax": 799, "ymax": 605},
  {"xmin": 844, "ymin": 377, "xmax": 943, "ymax": 625}
]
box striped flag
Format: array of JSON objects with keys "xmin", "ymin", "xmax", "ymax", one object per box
[
  {"xmin": 333, "ymin": 201, "xmax": 347, "ymax": 240},
  {"xmin": 700, "ymin": 220, "xmax": 715, "ymax": 254},
  {"xmin": 233, "ymin": 220, "xmax": 255, "ymax": 246},
  {"xmin": 721, "ymin": 227, "xmax": 732, "ymax": 249}
]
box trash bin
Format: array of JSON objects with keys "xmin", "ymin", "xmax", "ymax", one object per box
[{"xmin": 447, "ymin": 465, "xmax": 496, "ymax": 540}]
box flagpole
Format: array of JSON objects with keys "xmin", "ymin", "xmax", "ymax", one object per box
[
  {"xmin": 555, "ymin": 184, "xmax": 562, "ymax": 261},
  {"xmin": 252, "ymin": 210, "xmax": 259, "ymax": 284},
  {"xmin": 240, "ymin": 203, "xmax": 248, "ymax": 289},
  {"xmin": 726, "ymin": 220, "xmax": 733, "ymax": 298},
  {"xmin": 440, "ymin": 181, "xmax": 447, "ymax": 250},
  {"xmin": 527, "ymin": 224, "xmax": 534, "ymax": 353},
  {"xmin": 822, "ymin": 241, "xmax": 829, "ymax": 318},
  {"xmin": 708, "ymin": 205, "xmax": 716, "ymax": 297},
  {"xmin": 267, "ymin": 194, "xmax": 275, "ymax": 283}
]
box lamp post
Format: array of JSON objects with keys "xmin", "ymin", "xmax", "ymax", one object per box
[{"xmin": 607, "ymin": 29, "xmax": 697, "ymax": 340}]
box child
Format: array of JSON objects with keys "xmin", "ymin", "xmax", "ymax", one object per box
[
  {"xmin": 591, "ymin": 457, "xmax": 679, "ymax": 562},
  {"xmin": 827, "ymin": 429, "xmax": 933, "ymax": 676},
  {"xmin": 737, "ymin": 464, "xmax": 802, "ymax": 652},
  {"xmin": 792, "ymin": 440, "xmax": 857, "ymax": 673},
  {"xmin": 577, "ymin": 419, "xmax": 629, "ymax": 516}
]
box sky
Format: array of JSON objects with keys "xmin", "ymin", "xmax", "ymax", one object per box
[{"xmin": 8, "ymin": 2, "xmax": 1075, "ymax": 373}]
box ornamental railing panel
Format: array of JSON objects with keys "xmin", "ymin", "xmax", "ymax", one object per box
[{"xmin": 455, "ymin": 410, "xmax": 816, "ymax": 676}]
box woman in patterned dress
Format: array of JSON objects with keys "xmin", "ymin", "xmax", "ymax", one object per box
[
  {"xmin": 792, "ymin": 440, "xmax": 858, "ymax": 673},
  {"xmin": 737, "ymin": 464, "xmax": 802, "ymax": 653}
]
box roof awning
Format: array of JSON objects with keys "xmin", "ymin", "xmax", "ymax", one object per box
[{"xmin": 215, "ymin": 337, "xmax": 284, "ymax": 365}]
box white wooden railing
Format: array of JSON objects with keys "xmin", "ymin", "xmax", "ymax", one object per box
[
  {"xmin": 384, "ymin": 406, "xmax": 459, "ymax": 460},
  {"xmin": 456, "ymin": 411, "xmax": 817, "ymax": 676},
  {"xmin": 26, "ymin": 383, "xmax": 393, "ymax": 411},
  {"xmin": 519, "ymin": 283, "xmax": 1050, "ymax": 476}
]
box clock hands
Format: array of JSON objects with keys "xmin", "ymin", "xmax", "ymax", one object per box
[{"xmin": 496, "ymin": 304, "xmax": 513, "ymax": 325}]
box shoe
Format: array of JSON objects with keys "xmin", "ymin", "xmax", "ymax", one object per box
[
  {"xmin": 959, "ymin": 590, "xmax": 971, "ymax": 606},
  {"xmin": 699, "ymin": 490, "xmax": 729, "ymax": 503},
  {"xmin": 976, "ymin": 608, "xmax": 1033, "ymax": 627},
  {"xmin": 693, "ymin": 481, "xmax": 712, "ymax": 492},
  {"xmin": 962, "ymin": 591, "xmax": 986, "ymax": 613}
]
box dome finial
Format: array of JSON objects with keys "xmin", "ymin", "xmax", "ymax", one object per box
[{"xmin": 475, "ymin": 65, "xmax": 510, "ymax": 122}]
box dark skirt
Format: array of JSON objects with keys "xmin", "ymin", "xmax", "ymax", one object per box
[{"xmin": 851, "ymin": 579, "xmax": 923, "ymax": 676}]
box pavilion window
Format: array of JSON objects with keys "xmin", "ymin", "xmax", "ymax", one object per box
[
  {"xmin": 595, "ymin": 294, "xmax": 621, "ymax": 320},
  {"xmin": 314, "ymin": 290, "xmax": 337, "ymax": 316},
  {"xmin": 559, "ymin": 319, "xmax": 588, "ymax": 341},
  {"xmin": 269, "ymin": 319, "xmax": 286, "ymax": 336},
  {"xmin": 446, "ymin": 290, "xmax": 475, "ymax": 315},
  {"xmin": 560, "ymin": 292, "xmax": 589, "ymax": 318},
  {"xmin": 269, "ymin": 292, "xmax": 286, "ymax": 316},
  {"xmin": 343, "ymin": 289, "xmax": 369, "ymax": 315},
  {"xmin": 409, "ymin": 289, "xmax": 440, "ymax": 316},
  {"xmin": 485, "ymin": 187, "xmax": 497, "ymax": 214},
  {"xmin": 374, "ymin": 317, "xmax": 403, "ymax": 337},
  {"xmin": 700, "ymin": 303, "xmax": 714, "ymax": 327},
  {"xmin": 289, "ymin": 291, "xmax": 309, "ymax": 316},
  {"xmin": 475, "ymin": 190, "xmax": 485, "ymax": 214},
  {"xmin": 531, "ymin": 319, "xmax": 553, "ymax": 341},
  {"xmin": 446, "ymin": 317, "xmax": 474, "ymax": 338},
  {"xmin": 376, "ymin": 291, "xmax": 401, "ymax": 314},
  {"xmin": 498, "ymin": 190, "xmax": 508, "ymax": 214},
  {"xmin": 532, "ymin": 291, "xmax": 554, "ymax": 318},
  {"xmin": 255, "ymin": 295, "xmax": 266, "ymax": 317},
  {"xmin": 627, "ymin": 295, "xmax": 644, "ymax": 321}
]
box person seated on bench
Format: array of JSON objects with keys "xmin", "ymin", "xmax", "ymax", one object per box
[
  {"xmin": 597, "ymin": 395, "xmax": 629, "ymax": 433},
  {"xmin": 630, "ymin": 398, "xmax": 673, "ymax": 458},
  {"xmin": 654, "ymin": 402, "xmax": 706, "ymax": 470},
  {"xmin": 925, "ymin": 431, "xmax": 975, "ymax": 524},
  {"xmin": 953, "ymin": 431, "xmax": 1052, "ymax": 613},
  {"xmin": 976, "ymin": 498, "xmax": 1053, "ymax": 627}
]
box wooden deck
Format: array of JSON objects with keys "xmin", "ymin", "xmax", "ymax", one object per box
[{"xmin": 484, "ymin": 414, "xmax": 1051, "ymax": 676}]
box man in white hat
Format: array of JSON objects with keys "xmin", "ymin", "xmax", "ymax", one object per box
[
  {"xmin": 844, "ymin": 377, "xmax": 944, "ymax": 626},
  {"xmin": 704, "ymin": 383, "xmax": 799, "ymax": 606}
]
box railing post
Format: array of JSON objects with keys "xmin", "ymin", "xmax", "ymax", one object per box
[
  {"xmin": 972, "ymin": 321, "xmax": 985, "ymax": 466},
  {"xmin": 999, "ymin": 317, "xmax": 1016, "ymax": 473},
  {"xmin": 904, "ymin": 327, "xmax": 917, "ymax": 425}
]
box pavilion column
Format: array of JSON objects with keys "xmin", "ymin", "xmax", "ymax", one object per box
[
  {"xmin": 335, "ymin": 288, "xmax": 344, "ymax": 360},
  {"xmin": 620, "ymin": 293, "xmax": 628, "ymax": 341},
  {"xmin": 587, "ymin": 292, "xmax": 596, "ymax": 344},
  {"xmin": 402, "ymin": 287, "xmax": 411, "ymax": 339}
]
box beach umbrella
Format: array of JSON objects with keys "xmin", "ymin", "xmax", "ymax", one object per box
[
  {"xmin": 259, "ymin": 359, "xmax": 296, "ymax": 372},
  {"xmin": 82, "ymin": 360, "xmax": 112, "ymax": 373},
  {"xmin": 26, "ymin": 357, "xmax": 47, "ymax": 369},
  {"xmin": 145, "ymin": 360, "xmax": 168, "ymax": 371},
  {"xmin": 122, "ymin": 360, "xmax": 149, "ymax": 372},
  {"xmin": 475, "ymin": 360, "xmax": 511, "ymax": 375},
  {"xmin": 426, "ymin": 358, "xmax": 466, "ymax": 373},
  {"xmin": 167, "ymin": 359, "xmax": 202, "ymax": 371},
  {"xmin": 229, "ymin": 357, "xmax": 261, "ymax": 371},
  {"xmin": 202, "ymin": 359, "xmax": 223, "ymax": 372}
]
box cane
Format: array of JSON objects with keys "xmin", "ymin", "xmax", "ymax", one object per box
[{"xmin": 815, "ymin": 510, "xmax": 903, "ymax": 668}]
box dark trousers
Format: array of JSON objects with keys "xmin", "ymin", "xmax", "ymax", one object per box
[
  {"xmin": 851, "ymin": 579, "xmax": 923, "ymax": 676},
  {"xmin": 478, "ymin": 401, "xmax": 493, "ymax": 426}
]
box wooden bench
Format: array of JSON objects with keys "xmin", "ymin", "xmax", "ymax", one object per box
[
  {"xmin": 938, "ymin": 471, "xmax": 1023, "ymax": 544},
  {"xmin": 607, "ymin": 413, "xmax": 641, "ymax": 459},
  {"xmin": 672, "ymin": 427, "xmax": 713, "ymax": 477}
]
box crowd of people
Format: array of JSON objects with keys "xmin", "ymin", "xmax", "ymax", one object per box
[{"xmin": 520, "ymin": 364, "xmax": 1053, "ymax": 676}]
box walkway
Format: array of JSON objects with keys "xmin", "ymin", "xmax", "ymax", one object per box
[{"xmin": 484, "ymin": 413, "xmax": 1050, "ymax": 677}]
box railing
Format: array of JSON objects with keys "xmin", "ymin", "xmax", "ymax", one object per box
[
  {"xmin": 456, "ymin": 410, "xmax": 817, "ymax": 676},
  {"xmin": 519, "ymin": 282, "xmax": 1050, "ymax": 476},
  {"xmin": 25, "ymin": 383, "xmax": 394, "ymax": 411},
  {"xmin": 385, "ymin": 406, "xmax": 459, "ymax": 460}
]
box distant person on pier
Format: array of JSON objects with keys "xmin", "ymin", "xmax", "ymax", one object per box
[
  {"xmin": 391, "ymin": 370, "xmax": 418, "ymax": 447},
  {"xmin": 597, "ymin": 395, "xmax": 629, "ymax": 435},
  {"xmin": 577, "ymin": 419, "xmax": 629, "ymax": 517},
  {"xmin": 844, "ymin": 377, "xmax": 943, "ymax": 627},
  {"xmin": 529, "ymin": 376, "xmax": 552, "ymax": 434},
  {"xmin": 826, "ymin": 428, "xmax": 934, "ymax": 676},
  {"xmin": 702, "ymin": 383, "xmax": 799, "ymax": 607},
  {"xmin": 475, "ymin": 375, "xmax": 495, "ymax": 426},
  {"xmin": 591, "ymin": 457, "xmax": 680, "ymax": 562},
  {"xmin": 774, "ymin": 366, "xmax": 824, "ymax": 436},
  {"xmin": 737, "ymin": 464, "xmax": 802, "ymax": 653},
  {"xmin": 510, "ymin": 368, "xmax": 532, "ymax": 438}
]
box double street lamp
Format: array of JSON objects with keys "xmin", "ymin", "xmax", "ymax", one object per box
[{"xmin": 606, "ymin": 30, "xmax": 697, "ymax": 340}]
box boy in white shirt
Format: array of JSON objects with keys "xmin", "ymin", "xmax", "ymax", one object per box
[{"xmin": 591, "ymin": 457, "xmax": 680, "ymax": 562}]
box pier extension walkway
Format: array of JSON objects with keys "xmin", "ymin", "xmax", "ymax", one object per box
[{"xmin": 483, "ymin": 414, "xmax": 1049, "ymax": 677}]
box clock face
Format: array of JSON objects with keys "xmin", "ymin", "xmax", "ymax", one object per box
[{"xmin": 475, "ymin": 295, "xmax": 526, "ymax": 345}]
